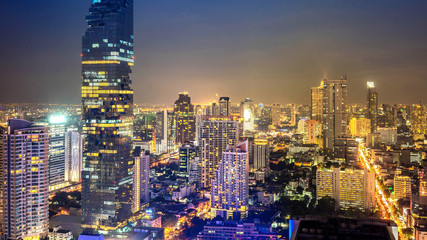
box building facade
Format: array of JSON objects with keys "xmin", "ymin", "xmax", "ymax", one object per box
[
  {"xmin": 322, "ymin": 77, "xmax": 348, "ymax": 153},
  {"xmin": 211, "ymin": 142, "xmax": 249, "ymax": 220},
  {"xmin": 1, "ymin": 119, "xmax": 49, "ymax": 239},
  {"xmin": 133, "ymin": 147, "xmax": 150, "ymax": 213},
  {"xmin": 316, "ymin": 167, "xmax": 375, "ymax": 211},
  {"xmin": 174, "ymin": 92, "xmax": 196, "ymax": 144},
  {"xmin": 198, "ymin": 116, "xmax": 239, "ymax": 188},
  {"xmin": 65, "ymin": 129, "xmax": 83, "ymax": 183},
  {"xmin": 81, "ymin": 0, "xmax": 135, "ymax": 232},
  {"xmin": 311, "ymin": 81, "xmax": 323, "ymax": 123}
]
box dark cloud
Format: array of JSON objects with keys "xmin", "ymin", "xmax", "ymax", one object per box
[{"xmin": 0, "ymin": 0, "xmax": 426, "ymax": 105}]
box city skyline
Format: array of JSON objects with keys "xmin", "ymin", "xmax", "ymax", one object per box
[{"xmin": 1, "ymin": 1, "xmax": 427, "ymax": 105}]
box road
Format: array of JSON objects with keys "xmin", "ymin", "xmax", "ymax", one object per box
[{"xmin": 358, "ymin": 145, "xmax": 409, "ymax": 240}]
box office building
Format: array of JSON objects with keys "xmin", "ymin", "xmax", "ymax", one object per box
[
  {"xmin": 198, "ymin": 116, "xmax": 239, "ymax": 188},
  {"xmin": 1, "ymin": 119, "xmax": 49, "ymax": 239},
  {"xmin": 211, "ymin": 141, "xmax": 249, "ymax": 220},
  {"xmin": 65, "ymin": 129, "xmax": 83, "ymax": 183},
  {"xmin": 367, "ymin": 82, "xmax": 378, "ymax": 133},
  {"xmin": 155, "ymin": 110, "xmax": 175, "ymax": 153},
  {"xmin": 311, "ymin": 81, "xmax": 323, "ymax": 123},
  {"xmin": 316, "ymin": 167, "xmax": 375, "ymax": 211},
  {"xmin": 323, "ymin": 77, "xmax": 348, "ymax": 153},
  {"xmin": 349, "ymin": 117, "xmax": 371, "ymax": 138},
  {"xmin": 377, "ymin": 127, "xmax": 397, "ymax": 145},
  {"xmin": 253, "ymin": 138, "xmax": 269, "ymax": 171},
  {"xmin": 306, "ymin": 119, "xmax": 322, "ymax": 145},
  {"xmin": 410, "ymin": 104, "xmax": 427, "ymax": 139},
  {"xmin": 241, "ymin": 98, "xmax": 255, "ymax": 133},
  {"xmin": 393, "ymin": 169, "xmax": 411, "ymax": 200},
  {"xmin": 133, "ymin": 147, "xmax": 150, "ymax": 213},
  {"xmin": 81, "ymin": 0, "xmax": 135, "ymax": 232},
  {"xmin": 174, "ymin": 92, "xmax": 196, "ymax": 144},
  {"xmin": 178, "ymin": 143, "xmax": 199, "ymax": 183},
  {"xmin": 219, "ymin": 97, "xmax": 230, "ymax": 116},
  {"xmin": 47, "ymin": 115, "xmax": 67, "ymax": 191}
]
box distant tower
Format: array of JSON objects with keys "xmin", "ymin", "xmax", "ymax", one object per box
[
  {"xmin": 322, "ymin": 77, "xmax": 348, "ymax": 153},
  {"xmin": 311, "ymin": 81, "xmax": 324, "ymax": 122},
  {"xmin": 219, "ymin": 97, "xmax": 230, "ymax": 116},
  {"xmin": 174, "ymin": 92, "xmax": 196, "ymax": 144},
  {"xmin": 240, "ymin": 98, "xmax": 255, "ymax": 133},
  {"xmin": 1, "ymin": 119, "xmax": 49, "ymax": 239},
  {"xmin": 367, "ymin": 82, "xmax": 378, "ymax": 133},
  {"xmin": 272, "ymin": 104, "xmax": 281, "ymax": 126},
  {"xmin": 211, "ymin": 141, "xmax": 249, "ymax": 220}
]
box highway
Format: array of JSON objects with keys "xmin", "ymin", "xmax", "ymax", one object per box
[{"xmin": 359, "ymin": 145, "xmax": 409, "ymax": 240}]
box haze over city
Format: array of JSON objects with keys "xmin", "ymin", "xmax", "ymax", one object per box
[{"xmin": 1, "ymin": 0, "xmax": 427, "ymax": 104}]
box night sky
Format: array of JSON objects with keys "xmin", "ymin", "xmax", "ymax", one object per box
[{"xmin": 0, "ymin": 0, "xmax": 427, "ymax": 105}]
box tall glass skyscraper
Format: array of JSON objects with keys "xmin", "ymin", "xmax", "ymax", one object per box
[{"xmin": 81, "ymin": 0, "xmax": 134, "ymax": 233}]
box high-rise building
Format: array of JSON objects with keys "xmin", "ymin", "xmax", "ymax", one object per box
[
  {"xmin": 367, "ymin": 82, "xmax": 378, "ymax": 133},
  {"xmin": 81, "ymin": 0, "xmax": 135, "ymax": 232},
  {"xmin": 1, "ymin": 119, "xmax": 49, "ymax": 239},
  {"xmin": 65, "ymin": 129, "xmax": 83, "ymax": 183},
  {"xmin": 155, "ymin": 110, "xmax": 175, "ymax": 153},
  {"xmin": 174, "ymin": 92, "xmax": 196, "ymax": 144},
  {"xmin": 178, "ymin": 143, "xmax": 199, "ymax": 183},
  {"xmin": 133, "ymin": 147, "xmax": 150, "ymax": 213},
  {"xmin": 272, "ymin": 104, "xmax": 281, "ymax": 126},
  {"xmin": 253, "ymin": 138, "xmax": 269, "ymax": 171},
  {"xmin": 241, "ymin": 98, "xmax": 255, "ymax": 133},
  {"xmin": 198, "ymin": 116, "xmax": 239, "ymax": 188},
  {"xmin": 219, "ymin": 97, "xmax": 230, "ymax": 116},
  {"xmin": 410, "ymin": 104, "xmax": 427, "ymax": 139},
  {"xmin": 306, "ymin": 119, "xmax": 322, "ymax": 145},
  {"xmin": 316, "ymin": 167, "xmax": 375, "ymax": 211},
  {"xmin": 311, "ymin": 81, "xmax": 323, "ymax": 122},
  {"xmin": 322, "ymin": 77, "xmax": 348, "ymax": 153},
  {"xmin": 46, "ymin": 115, "xmax": 67, "ymax": 191},
  {"xmin": 211, "ymin": 141, "xmax": 249, "ymax": 220}
]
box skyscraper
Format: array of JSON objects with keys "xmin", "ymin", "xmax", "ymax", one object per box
[
  {"xmin": 1, "ymin": 119, "xmax": 49, "ymax": 239},
  {"xmin": 211, "ymin": 141, "xmax": 249, "ymax": 220},
  {"xmin": 198, "ymin": 116, "xmax": 239, "ymax": 188},
  {"xmin": 133, "ymin": 147, "xmax": 150, "ymax": 213},
  {"xmin": 322, "ymin": 77, "xmax": 348, "ymax": 153},
  {"xmin": 241, "ymin": 98, "xmax": 255, "ymax": 133},
  {"xmin": 253, "ymin": 138, "xmax": 269, "ymax": 171},
  {"xmin": 174, "ymin": 92, "xmax": 196, "ymax": 144},
  {"xmin": 367, "ymin": 82, "xmax": 378, "ymax": 133},
  {"xmin": 81, "ymin": 0, "xmax": 134, "ymax": 232},
  {"xmin": 155, "ymin": 110, "xmax": 175, "ymax": 153},
  {"xmin": 65, "ymin": 129, "xmax": 83, "ymax": 183},
  {"xmin": 219, "ymin": 97, "xmax": 230, "ymax": 116},
  {"xmin": 311, "ymin": 81, "xmax": 324, "ymax": 123}
]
